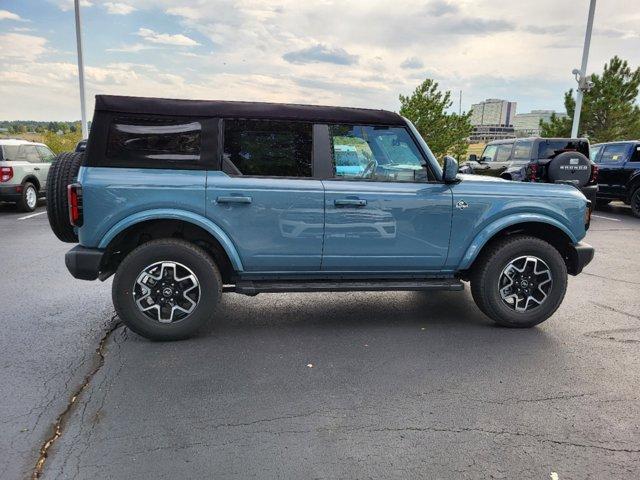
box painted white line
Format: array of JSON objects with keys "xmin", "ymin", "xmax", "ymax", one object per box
[
  {"xmin": 592, "ymin": 214, "xmax": 621, "ymax": 222},
  {"xmin": 17, "ymin": 211, "xmax": 46, "ymax": 221}
]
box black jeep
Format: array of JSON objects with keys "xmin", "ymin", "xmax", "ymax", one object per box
[
  {"xmin": 590, "ymin": 140, "xmax": 640, "ymax": 217},
  {"xmin": 459, "ymin": 137, "xmax": 598, "ymax": 205}
]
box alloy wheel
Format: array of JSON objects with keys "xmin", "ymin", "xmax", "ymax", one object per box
[
  {"xmin": 498, "ymin": 256, "xmax": 553, "ymax": 312},
  {"xmin": 133, "ymin": 261, "xmax": 200, "ymax": 323}
]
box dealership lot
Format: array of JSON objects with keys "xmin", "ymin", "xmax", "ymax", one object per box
[{"xmin": 0, "ymin": 203, "xmax": 638, "ymax": 479}]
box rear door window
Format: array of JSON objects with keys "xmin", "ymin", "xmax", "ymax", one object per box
[
  {"xmin": 599, "ymin": 144, "xmax": 629, "ymax": 163},
  {"xmin": 222, "ymin": 119, "xmax": 312, "ymax": 177},
  {"xmin": 106, "ymin": 117, "xmax": 202, "ymax": 167},
  {"xmin": 512, "ymin": 140, "xmax": 532, "ymax": 160}
]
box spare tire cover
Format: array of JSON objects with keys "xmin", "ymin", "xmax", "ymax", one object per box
[{"xmin": 546, "ymin": 151, "xmax": 591, "ymax": 187}]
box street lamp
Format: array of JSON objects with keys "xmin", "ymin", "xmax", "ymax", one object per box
[
  {"xmin": 571, "ymin": 0, "xmax": 597, "ymax": 138},
  {"xmin": 74, "ymin": 0, "xmax": 88, "ymax": 139}
]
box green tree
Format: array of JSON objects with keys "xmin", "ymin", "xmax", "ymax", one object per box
[
  {"xmin": 399, "ymin": 78, "xmax": 473, "ymax": 161},
  {"xmin": 541, "ymin": 56, "xmax": 640, "ymax": 142}
]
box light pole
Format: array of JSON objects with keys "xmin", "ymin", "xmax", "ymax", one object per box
[
  {"xmin": 571, "ymin": 0, "xmax": 597, "ymax": 138},
  {"xmin": 74, "ymin": 0, "xmax": 88, "ymax": 138}
]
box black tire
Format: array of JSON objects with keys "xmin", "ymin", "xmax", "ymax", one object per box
[
  {"xmin": 46, "ymin": 151, "xmax": 84, "ymax": 243},
  {"xmin": 470, "ymin": 235, "xmax": 567, "ymax": 328},
  {"xmin": 631, "ymin": 188, "xmax": 640, "ymax": 218},
  {"xmin": 113, "ymin": 239, "xmax": 222, "ymax": 341},
  {"xmin": 546, "ymin": 151, "xmax": 592, "ymax": 187},
  {"xmin": 17, "ymin": 182, "xmax": 38, "ymax": 212}
]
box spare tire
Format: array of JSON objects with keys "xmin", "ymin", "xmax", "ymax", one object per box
[
  {"xmin": 546, "ymin": 151, "xmax": 592, "ymax": 187},
  {"xmin": 46, "ymin": 152, "xmax": 84, "ymax": 243}
]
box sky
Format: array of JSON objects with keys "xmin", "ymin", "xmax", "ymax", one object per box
[{"xmin": 0, "ymin": 0, "xmax": 638, "ymax": 121}]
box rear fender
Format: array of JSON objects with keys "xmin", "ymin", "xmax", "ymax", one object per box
[
  {"xmin": 97, "ymin": 208, "xmax": 244, "ymax": 271},
  {"xmin": 458, "ymin": 213, "xmax": 578, "ymax": 270}
]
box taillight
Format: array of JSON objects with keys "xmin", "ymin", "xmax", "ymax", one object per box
[
  {"xmin": 585, "ymin": 201, "xmax": 592, "ymax": 229},
  {"xmin": 589, "ymin": 164, "xmax": 598, "ymax": 184},
  {"xmin": 67, "ymin": 183, "xmax": 83, "ymax": 227},
  {"xmin": 0, "ymin": 166, "xmax": 13, "ymax": 182},
  {"xmin": 527, "ymin": 163, "xmax": 538, "ymax": 182}
]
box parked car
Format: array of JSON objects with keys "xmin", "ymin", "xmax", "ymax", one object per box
[
  {"xmin": 459, "ymin": 137, "xmax": 598, "ymax": 205},
  {"xmin": 590, "ymin": 140, "xmax": 640, "ymax": 217},
  {"xmin": 47, "ymin": 95, "xmax": 594, "ymax": 341},
  {"xmin": 75, "ymin": 139, "xmax": 87, "ymax": 152},
  {"xmin": 0, "ymin": 139, "xmax": 55, "ymax": 211}
]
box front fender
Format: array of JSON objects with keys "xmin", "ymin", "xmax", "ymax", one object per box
[
  {"xmin": 97, "ymin": 208, "xmax": 244, "ymax": 271},
  {"xmin": 457, "ymin": 213, "xmax": 578, "ymax": 270}
]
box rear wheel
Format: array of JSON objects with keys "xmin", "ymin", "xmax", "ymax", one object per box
[
  {"xmin": 46, "ymin": 151, "xmax": 84, "ymax": 242},
  {"xmin": 113, "ymin": 239, "xmax": 222, "ymax": 341},
  {"xmin": 470, "ymin": 235, "xmax": 567, "ymax": 328},
  {"xmin": 17, "ymin": 182, "xmax": 38, "ymax": 212}
]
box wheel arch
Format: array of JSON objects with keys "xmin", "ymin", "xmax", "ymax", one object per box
[
  {"xmin": 98, "ymin": 211, "xmax": 243, "ymax": 281},
  {"xmin": 458, "ymin": 217, "xmax": 579, "ymax": 276},
  {"xmin": 22, "ymin": 174, "xmax": 40, "ymax": 191}
]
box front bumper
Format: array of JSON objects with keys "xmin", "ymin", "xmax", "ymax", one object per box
[
  {"xmin": 65, "ymin": 245, "xmax": 105, "ymax": 280},
  {"xmin": 567, "ymin": 241, "xmax": 595, "ymax": 276}
]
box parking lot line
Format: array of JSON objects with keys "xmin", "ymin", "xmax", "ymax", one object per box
[
  {"xmin": 17, "ymin": 211, "xmax": 47, "ymax": 221},
  {"xmin": 592, "ymin": 214, "xmax": 621, "ymax": 222}
]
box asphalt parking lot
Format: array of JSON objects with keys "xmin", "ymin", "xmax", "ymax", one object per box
[{"xmin": 1, "ymin": 202, "xmax": 639, "ymax": 479}]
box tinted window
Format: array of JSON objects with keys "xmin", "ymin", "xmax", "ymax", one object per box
[
  {"xmin": 495, "ymin": 144, "xmax": 512, "ymax": 162},
  {"xmin": 107, "ymin": 118, "xmax": 201, "ymax": 164},
  {"xmin": 223, "ymin": 119, "xmax": 312, "ymax": 177},
  {"xmin": 329, "ymin": 125, "xmax": 428, "ymax": 182},
  {"xmin": 512, "ymin": 140, "xmax": 532, "ymax": 160},
  {"xmin": 600, "ymin": 144, "xmax": 629, "ymax": 163},
  {"xmin": 537, "ymin": 140, "xmax": 589, "ymax": 159},
  {"xmin": 590, "ymin": 145, "xmax": 602, "ymax": 161},
  {"xmin": 632, "ymin": 145, "xmax": 640, "ymax": 162},
  {"xmin": 36, "ymin": 146, "xmax": 55, "ymax": 162}
]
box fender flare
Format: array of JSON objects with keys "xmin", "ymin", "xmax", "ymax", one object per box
[
  {"xmin": 457, "ymin": 213, "xmax": 578, "ymax": 270},
  {"xmin": 97, "ymin": 208, "xmax": 244, "ymax": 271}
]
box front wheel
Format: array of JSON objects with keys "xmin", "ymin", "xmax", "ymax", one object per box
[
  {"xmin": 631, "ymin": 188, "xmax": 640, "ymax": 218},
  {"xmin": 470, "ymin": 235, "xmax": 567, "ymax": 328},
  {"xmin": 113, "ymin": 239, "xmax": 222, "ymax": 341}
]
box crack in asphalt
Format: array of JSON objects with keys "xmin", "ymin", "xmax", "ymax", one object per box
[
  {"xmin": 582, "ymin": 272, "xmax": 640, "ymax": 286},
  {"xmin": 31, "ymin": 314, "xmax": 121, "ymax": 479},
  {"xmin": 590, "ymin": 302, "xmax": 640, "ymax": 321}
]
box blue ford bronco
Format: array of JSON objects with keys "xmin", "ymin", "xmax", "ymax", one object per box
[{"xmin": 46, "ymin": 95, "xmax": 594, "ymax": 340}]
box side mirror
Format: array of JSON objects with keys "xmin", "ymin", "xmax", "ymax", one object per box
[
  {"xmin": 468, "ymin": 153, "xmax": 478, "ymax": 162},
  {"xmin": 443, "ymin": 155, "xmax": 459, "ymax": 183}
]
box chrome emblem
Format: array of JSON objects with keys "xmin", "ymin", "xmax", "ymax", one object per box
[{"xmin": 456, "ymin": 200, "xmax": 469, "ymax": 210}]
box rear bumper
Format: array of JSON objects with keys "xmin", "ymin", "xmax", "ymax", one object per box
[
  {"xmin": 580, "ymin": 184, "xmax": 598, "ymax": 205},
  {"xmin": 567, "ymin": 241, "xmax": 595, "ymax": 276},
  {"xmin": 0, "ymin": 184, "xmax": 22, "ymax": 202},
  {"xmin": 65, "ymin": 245, "xmax": 105, "ymax": 280}
]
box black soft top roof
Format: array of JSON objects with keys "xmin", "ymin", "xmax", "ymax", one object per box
[{"xmin": 95, "ymin": 95, "xmax": 405, "ymax": 126}]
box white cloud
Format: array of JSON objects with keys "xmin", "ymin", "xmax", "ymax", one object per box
[
  {"xmin": 0, "ymin": 33, "xmax": 48, "ymax": 61},
  {"xmin": 106, "ymin": 43, "xmax": 153, "ymax": 53},
  {"xmin": 104, "ymin": 2, "xmax": 136, "ymax": 15},
  {"xmin": 0, "ymin": 10, "xmax": 24, "ymax": 21},
  {"xmin": 137, "ymin": 27, "xmax": 200, "ymax": 46},
  {"xmin": 51, "ymin": 0, "xmax": 93, "ymax": 11}
]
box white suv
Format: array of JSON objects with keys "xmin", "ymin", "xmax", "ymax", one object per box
[{"xmin": 0, "ymin": 139, "xmax": 55, "ymax": 211}]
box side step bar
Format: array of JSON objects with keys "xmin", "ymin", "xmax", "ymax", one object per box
[{"xmin": 227, "ymin": 279, "xmax": 464, "ymax": 296}]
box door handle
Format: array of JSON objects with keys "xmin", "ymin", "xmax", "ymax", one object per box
[
  {"xmin": 34, "ymin": 167, "xmax": 40, "ymax": 171},
  {"xmin": 216, "ymin": 195, "xmax": 252, "ymax": 204},
  {"xmin": 334, "ymin": 198, "xmax": 367, "ymax": 207}
]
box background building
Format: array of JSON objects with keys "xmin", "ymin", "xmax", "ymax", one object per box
[
  {"xmin": 513, "ymin": 110, "xmax": 568, "ymax": 137},
  {"xmin": 469, "ymin": 98, "xmax": 517, "ymax": 142}
]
